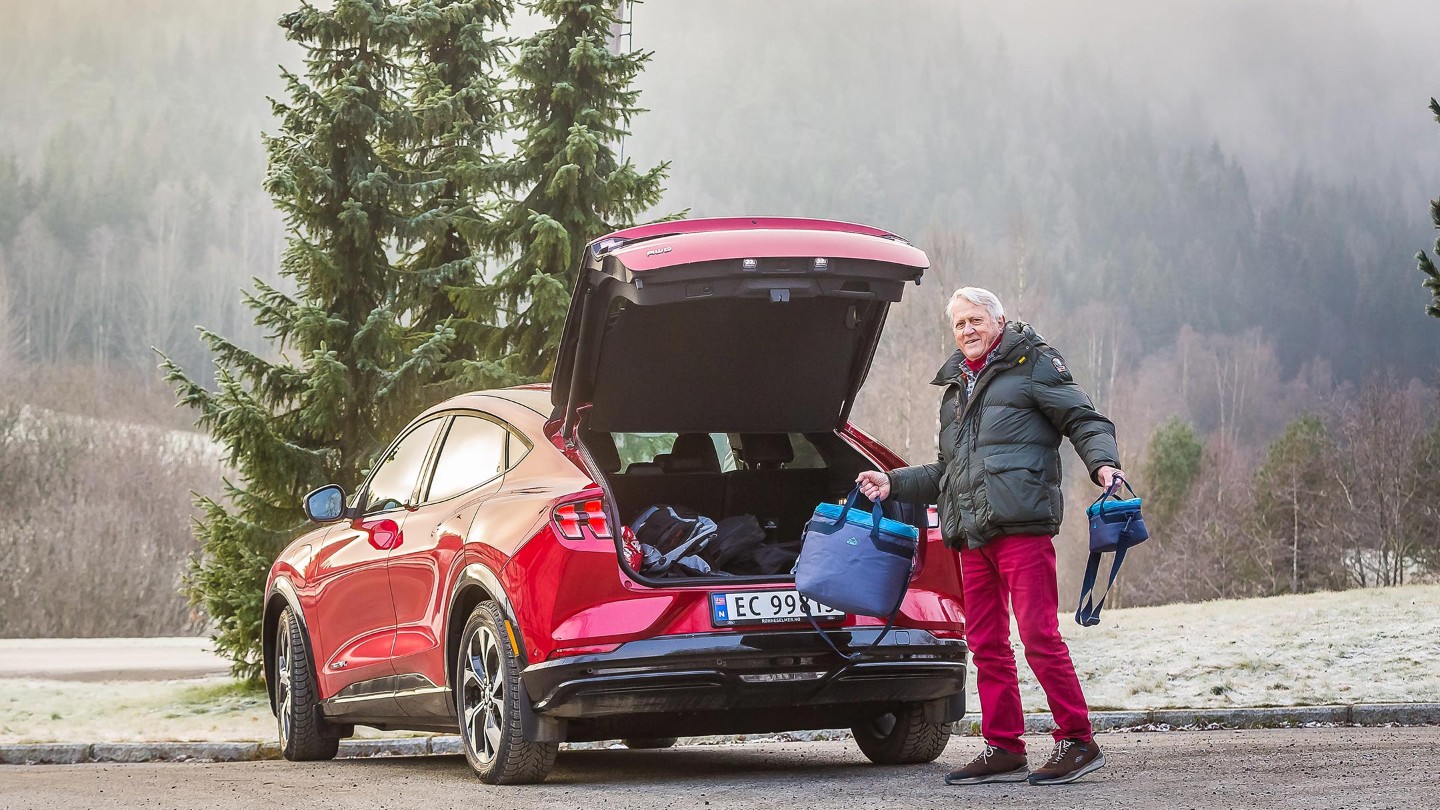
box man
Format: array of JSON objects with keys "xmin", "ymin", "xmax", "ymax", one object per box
[{"xmin": 856, "ymin": 286, "xmax": 1121, "ymax": 787}]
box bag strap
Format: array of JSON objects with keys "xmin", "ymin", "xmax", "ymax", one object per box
[
  {"xmin": 802, "ymin": 568, "xmax": 909, "ymax": 661},
  {"xmin": 1074, "ymin": 526, "xmax": 1133, "ymax": 627}
]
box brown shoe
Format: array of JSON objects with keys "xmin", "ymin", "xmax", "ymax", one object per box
[
  {"xmin": 944, "ymin": 744, "xmax": 1030, "ymax": 785},
  {"xmin": 1027, "ymin": 738, "xmax": 1105, "ymax": 785}
]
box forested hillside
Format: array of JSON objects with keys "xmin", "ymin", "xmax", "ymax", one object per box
[
  {"xmin": 0, "ymin": 1, "xmax": 294, "ymax": 377},
  {"xmin": 1, "ymin": 1, "xmax": 1438, "ymax": 634}
]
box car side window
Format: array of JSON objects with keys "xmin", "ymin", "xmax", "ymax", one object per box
[
  {"xmin": 364, "ymin": 418, "xmax": 444, "ymax": 515},
  {"xmin": 425, "ymin": 415, "xmax": 509, "ymax": 503}
]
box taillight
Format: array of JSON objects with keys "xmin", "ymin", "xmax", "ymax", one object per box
[{"xmin": 553, "ymin": 497, "xmax": 612, "ymax": 540}]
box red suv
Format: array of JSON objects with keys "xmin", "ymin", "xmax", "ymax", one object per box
[{"xmin": 263, "ymin": 217, "xmax": 968, "ymax": 783}]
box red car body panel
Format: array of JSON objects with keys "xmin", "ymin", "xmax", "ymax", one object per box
[
  {"xmin": 602, "ymin": 226, "xmax": 929, "ymax": 273},
  {"xmin": 307, "ymin": 519, "xmax": 399, "ymax": 695}
]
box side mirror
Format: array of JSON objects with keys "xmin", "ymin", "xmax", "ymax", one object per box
[{"xmin": 303, "ymin": 484, "xmax": 347, "ymax": 523}]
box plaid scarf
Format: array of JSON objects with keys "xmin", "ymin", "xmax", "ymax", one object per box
[{"xmin": 959, "ymin": 339, "xmax": 1004, "ymax": 398}]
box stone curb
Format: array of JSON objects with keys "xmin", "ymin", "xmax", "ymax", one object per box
[{"xmin": 4, "ymin": 703, "xmax": 1438, "ymax": 765}]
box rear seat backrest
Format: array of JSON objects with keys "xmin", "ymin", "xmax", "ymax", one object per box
[
  {"xmin": 607, "ymin": 433, "xmax": 725, "ymax": 525},
  {"xmin": 725, "ymin": 434, "xmax": 828, "ymax": 541},
  {"xmin": 738, "ymin": 433, "xmax": 794, "ymax": 470},
  {"xmin": 662, "ymin": 433, "xmax": 721, "ymax": 474}
]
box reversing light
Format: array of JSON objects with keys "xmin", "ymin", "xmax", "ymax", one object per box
[
  {"xmin": 741, "ymin": 258, "xmax": 758, "ymax": 271},
  {"xmin": 813, "ymin": 257, "xmax": 829, "ymax": 270}
]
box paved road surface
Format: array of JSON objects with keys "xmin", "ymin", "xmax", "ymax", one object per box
[
  {"xmin": 1, "ymin": 727, "xmax": 1433, "ymax": 810},
  {"xmin": 0, "ymin": 638, "xmax": 226, "ymax": 681}
]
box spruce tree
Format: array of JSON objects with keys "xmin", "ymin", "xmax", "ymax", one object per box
[
  {"xmin": 159, "ymin": 0, "xmax": 454, "ymax": 679},
  {"xmin": 399, "ymin": 0, "xmax": 515, "ymax": 395},
  {"xmin": 1142, "ymin": 417, "xmax": 1203, "ymax": 526},
  {"xmin": 1252, "ymin": 415, "xmax": 1339, "ymax": 593},
  {"xmin": 1418, "ymin": 97, "xmax": 1440, "ymax": 320},
  {"xmin": 476, "ymin": 0, "xmax": 672, "ymax": 381}
]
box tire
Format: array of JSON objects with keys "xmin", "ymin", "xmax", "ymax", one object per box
[
  {"xmin": 851, "ymin": 703, "xmax": 953, "ymax": 765},
  {"xmin": 621, "ymin": 737, "xmax": 679, "ymax": 750},
  {"xmin": 456, "ymin": 602, "xmax": 558, "ymax": 784},
  {"xmin": 273, "ymin": 607, "xmax": 341, "ymax": 761}
]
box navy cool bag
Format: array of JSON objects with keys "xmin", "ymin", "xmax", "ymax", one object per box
[
  {"xmin": 1076, "ymin": 478, "xmax": 1149, "ymax": 627},
  {"xmin": 796, "ymin": 489, "xmax": 918, "ymax": 658}
]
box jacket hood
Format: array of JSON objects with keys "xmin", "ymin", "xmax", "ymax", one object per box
[{"xmin": 931, "ymin": 321, "xmax": 1042, "ymax": 385}]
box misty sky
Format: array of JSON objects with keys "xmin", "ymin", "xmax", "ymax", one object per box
[{"xmin": 621, "ymin": 0, "xmax": 1440, "ymax": 212}]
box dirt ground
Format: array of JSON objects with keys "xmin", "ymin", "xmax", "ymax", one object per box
[{"xmin": 1, "ymin": 727, "xmax": 1434, "ymax": 810}]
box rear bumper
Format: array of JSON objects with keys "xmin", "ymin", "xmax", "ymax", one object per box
[{"xmin": 520, "ymin": 627, "xmax": 967, "ymax": 723}]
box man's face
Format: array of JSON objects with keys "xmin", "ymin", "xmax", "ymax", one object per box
[{"xmin": 952, "ymin": 298, "xmax": 1004, "ymax": 362}]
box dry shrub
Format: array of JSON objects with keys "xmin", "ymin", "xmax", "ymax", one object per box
[{"xmin": 0, "ymin": 365, "xmax": 220, "ymax": 637}]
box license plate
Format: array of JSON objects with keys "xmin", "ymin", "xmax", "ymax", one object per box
[{"xmin": 710, "ymin": 589, "xmax": 844, "ymax": 627}]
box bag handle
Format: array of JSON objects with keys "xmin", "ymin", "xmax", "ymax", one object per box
[
  {"xmin": 1090, "ymin": 476, "xmax": 1138, "ymax": 516},
  {"xmin": 830, "ymin": 488, "xmax": 886, "ymax": 542}
]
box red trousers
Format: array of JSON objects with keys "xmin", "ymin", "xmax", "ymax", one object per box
[{"xmin": 960, "ymin": 534, "xmax": 1092, "ymax": 754}]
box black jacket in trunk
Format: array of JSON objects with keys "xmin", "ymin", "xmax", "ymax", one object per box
[{"xmin": 886, "ymin": 322, "xmax": 1120, "ymax": 549}]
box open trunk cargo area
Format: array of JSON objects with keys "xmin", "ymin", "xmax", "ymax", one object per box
[{"xmin": 578, "ymin": 428, "xmax": 927, "ymax": 584}]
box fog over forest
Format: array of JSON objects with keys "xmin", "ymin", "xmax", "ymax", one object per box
[{"xmin": 2, "ymin": 1, "xmax": 1439, "ymax": 634}]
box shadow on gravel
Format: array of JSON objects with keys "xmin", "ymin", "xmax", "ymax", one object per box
[
  {"xmin": 547, "ymin": 747, "xmax": 878, "ymax": 785},
  {"xmin": 325, "ymin": 746, "xmax": 907, "ymax": 787}
]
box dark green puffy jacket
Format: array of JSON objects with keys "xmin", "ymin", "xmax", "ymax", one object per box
[{"xmin": 886, "ymin": 322, "xmax": 1120, "ymax": 549}]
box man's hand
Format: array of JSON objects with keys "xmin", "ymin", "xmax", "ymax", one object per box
[
  {"xmin": 856, "ymin": 470, "xmax": 891, "ymax": 501},
  {"xmin": 1096, "ymin": 465, "xmax": 1124, "ymax": 491}
]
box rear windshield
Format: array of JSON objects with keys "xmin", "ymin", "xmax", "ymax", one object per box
[{"xmin": 609, "ymin": 432, "xmax": 825, "ymax": 473}]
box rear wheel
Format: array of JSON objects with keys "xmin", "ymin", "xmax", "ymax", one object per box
[
  {"xmin": 273, "ymin": 607, "xmax": 341, "ymax": 761},
  {"xmin": 456, "ymin": 602, "xmax": 558, "ymax": 784},
  {"xmin": 621, "ymin": 737, "xmax": 679, "ymax": 749},
  {"xmin": 851, "ymin": 703, "xmax": 952, "ymax": 764}
]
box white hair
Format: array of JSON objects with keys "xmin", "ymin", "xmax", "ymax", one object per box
[{"xmin": 945, "ymin": 286, "xmax": 1005, "ymax": 323}]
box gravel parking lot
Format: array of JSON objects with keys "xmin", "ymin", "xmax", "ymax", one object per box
[{"xmin": 1, "ymin": 727, "xmax": 1435, "ymax": 810}]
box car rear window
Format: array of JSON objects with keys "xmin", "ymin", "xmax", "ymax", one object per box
[
  {"xmin": 612, "ymin": 432, "xmax": 737, "ymax": 473},
  {"xmin": 609, "ymin": 432, "xmax": 827, "ymax": 472}
]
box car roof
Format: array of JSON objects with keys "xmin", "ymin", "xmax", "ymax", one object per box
[{"xmin": 424, "ymin": 385, "xmax": 553, "ymax": 420}]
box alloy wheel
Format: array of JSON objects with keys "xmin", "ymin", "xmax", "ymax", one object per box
[
  {"xmin": 275, "ymin": 617, "xmax": 293, "ymax": 747},
  {"xmin": 461, "ymin": 624, "xmax": 506, "ymax": 764}
]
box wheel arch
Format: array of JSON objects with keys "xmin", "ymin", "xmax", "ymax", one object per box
[
  {"xmin": 446, "ymin": 563, "xmax": 524, "ymax": 689},
  {"xmin": 262, "ymin": 578, "xmax": 308, "ymax": 714},
  {"xmin": 446, "ymin": 563, "xmax": 564, "ymax": 742}
]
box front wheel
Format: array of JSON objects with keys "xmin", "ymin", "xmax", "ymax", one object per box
[
  {"xmin": 273, "ymin": 607, "xmax": 341, "ymax": 761},
  {"xmin": 851, "ymin": 703, "xmax": 952, "ymax": 764},
  {"xmin": 456, "ymin": 602, "xmax": 558, "ymax": 784}
]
